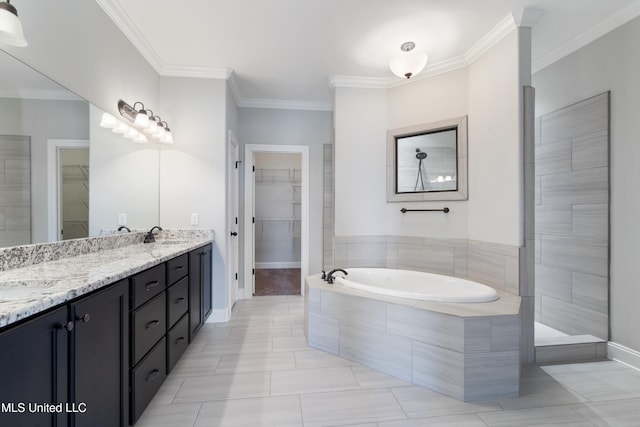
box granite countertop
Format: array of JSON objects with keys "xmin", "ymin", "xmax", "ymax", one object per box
[{"xmin": 0, "ymin": 237, "xmax": 212, "ymax": 329}]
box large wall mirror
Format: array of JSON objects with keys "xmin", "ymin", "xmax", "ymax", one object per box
[
  {"xmin": 0, "ymin": 50, "xmax": 159, "ymax": 247},
  {"xmin": 387, "ymin": 116, "xmax": 468, "ymax": 202}
]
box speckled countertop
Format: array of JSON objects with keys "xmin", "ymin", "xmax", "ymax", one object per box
[{"xmin": 0, "ymin": 232, "xmax": 213, "ymax": 329}]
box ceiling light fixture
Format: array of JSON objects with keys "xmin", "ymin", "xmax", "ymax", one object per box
[
  {"xmin": 389, "ymin": 41, "xmax": 428, "ymax": 79},
  {"xmin": 0, "ymin": 0, "xmax": 28, "ymax": 47}
]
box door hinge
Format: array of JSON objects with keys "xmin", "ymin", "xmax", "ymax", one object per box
[
  {"xmin": 235, "ymin": 160, "xmax": 242, "ymax": 169},
  {"xmin": 252, "ymin": 269, "xmax": 255, "ymax": 275},
  {"xmin": 235, "ymin": 217, "xmax": 238, "ymax": 225},
  {"xmin": 252, "ymin": 217, "xmax": 255, "ymax": 224},
  {"xmin": 252, "ymin": 165, "xmax": 255, "ymax": 172},
  {"xmin": 235, "ymin": 273, "xmax": 238, "ymax": 280}
]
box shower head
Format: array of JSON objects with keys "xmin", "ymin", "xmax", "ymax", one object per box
[{"xmin": 415, "ymin": 148, "xmax": 427, "ymax": 160}]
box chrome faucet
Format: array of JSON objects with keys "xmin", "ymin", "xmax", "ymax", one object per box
[
  {"xmin": 326, "ymin": 268, "xmax": 348, "ymax": 284},
  {"xmin": 117, "ymin": 225, "xmax": 131, "ymax": 232},
  {"xmin": 143, "ymin": 226, "xmax": 163, "ymax": 243}
]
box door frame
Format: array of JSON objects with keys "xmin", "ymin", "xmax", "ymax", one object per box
[
  {"xmin": 227, "ymin": 130, "xmax": 240, "ymax": 310},
  {"xmin": 47, "ymin": 139, "xmax": 90, "ymax": 242},
  {"xmin": 243, "ymin": 144, "xmax": 310, "ymax": 297}
]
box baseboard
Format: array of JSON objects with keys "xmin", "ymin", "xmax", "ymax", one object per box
[
  {"xmin": 207, "ymin": 307, "xmax": 231, "ymax": 323},
  {"xmin": 608, "ymin": 341, "xmax": 640, "ymax": 371},
  {"xmin": 255, "ymin": 262, "xmax": 301, "ymax": 269}
]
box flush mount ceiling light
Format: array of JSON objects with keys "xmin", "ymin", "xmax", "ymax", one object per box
[
  {"xmin": 0, "ymin": 0, "xmax": 27, "ymax": 47},
  {"xmin": 389, "ymin": 41, "xmax": 428, "ymax": 79}
]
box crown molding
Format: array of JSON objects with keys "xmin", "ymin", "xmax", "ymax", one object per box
[
  {"xmin": 237, "ymin": 98, "xmax": 333, "ymax": 111},
  {"xmin": 329, "ymin": 75, "xmax": 389, "ymax": 89},
  {"xmin": 533, "ymin": 1, "xmax": 640, "ymax": 73},
  {"xmin": 95, "ymin": 0, "xmax": 165, "ymax": 73},
  {"xmin": 159, "ymin": 64, "xmax": 233, "ymax": 79},
  {"xmin": 464, "ymin": 12, "xmax": 517, "ymax": 64}
]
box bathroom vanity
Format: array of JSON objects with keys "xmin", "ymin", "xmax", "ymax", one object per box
[{"xmin": 0, "ymin": 232, "xmax": 213, "ymax": 426}]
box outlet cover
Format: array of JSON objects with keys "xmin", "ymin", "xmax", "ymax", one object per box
[
  {"xmin": 191, "ymin": 213, "xmax": 199, "ymax": 226},
  {"xmin": 118, "ymin": 213, "xmax": 127, "ymax": 226}
]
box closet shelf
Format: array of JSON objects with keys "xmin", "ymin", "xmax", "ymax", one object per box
[{"xmin": 255, "ymin": 168, "xmax": 301, "ymax": 183}]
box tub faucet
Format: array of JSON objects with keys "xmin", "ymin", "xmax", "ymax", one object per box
[
  {"xmin": 144, "ymin": 226, "xmax": 163, "ymax": 243},
  {"xmin": 117, "ymin": 225, "xmax": 131, "ymax": 232},
  {"xmin": 326, "ymin": 268, "xmax": 348, "ymax": 284}
]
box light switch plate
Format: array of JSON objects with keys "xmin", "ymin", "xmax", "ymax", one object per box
[
  {"xmin": 118, "ymin": 213, "xmax": 127, "ymax": 226},
  {"xmin": 191, "ymin": 213, "xmax": 199, "ymax": 226}
]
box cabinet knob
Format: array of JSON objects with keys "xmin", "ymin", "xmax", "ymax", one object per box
[
  {"xmin": 230, "ymin": 231, "xmax": 238, "ymax": 237},
  {"xmin": 61, "ymin": 321, "xmax": 74, "ymax": 332},
  {"xmin": 79, "ymin": 313, "xmax": 90, "ymax": 323}
]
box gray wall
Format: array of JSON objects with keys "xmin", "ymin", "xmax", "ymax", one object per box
[
  {"xmin": 534, "ymin": 93, "xmax": 609, "ymax": 340},
  {"xmin": 238, "ymin": 107, "xmax": 333, "ymax": 283},
  {"xmin": 533, "ymin": 15, "xmax": 640, "ymax": 352}
]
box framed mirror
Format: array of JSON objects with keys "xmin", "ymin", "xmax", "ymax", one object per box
[{"xmin": 387, "ymin": 115, "xmax": 468, "ymax": 202}]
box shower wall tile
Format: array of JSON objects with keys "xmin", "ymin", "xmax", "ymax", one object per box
[
  {"xmin": 535, "ymin": 140, "xmax": 571, "ymax": 176},
  {"xmin": 572, "ymin": 130, "xmax": 608, "ymax": 171},
  {"xmin": 541, "ymin": 235, "xmax": 607, "ymax": 277},
  {"xmin": 467, "ymin": 249, "xmax": 507, "ymax": 290},
  {"xmin": 571, "ymin": 203, "xmax": 608, "ymax": 242},
  {"xmin": 540, "ymin": 295, "xmax": 608, "ymax": 339},
  {"xmin": 540, "ymin": 92, "xmax": 608, "ymax": 144},
  {"xmin": 571, "ymin": 272, "xmax": 608, "ymax": 314},
  {"xmin": 541, "ymin": 167, "xmax": 608, "ymax": 205},
  {"xmin": 536, "ymin": 265, "xmax": 572, "ymax": 303},
  {"xmin": 535, "ymin": 201, "xmax": 572, "ymax": 236}
]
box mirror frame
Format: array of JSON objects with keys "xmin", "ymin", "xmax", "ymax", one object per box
[{"xmin": 387, "ymin": 115, "xmax": 468, "ymax": 202}]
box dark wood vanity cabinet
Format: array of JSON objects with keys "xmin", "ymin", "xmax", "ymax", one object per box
[
  {"xmin": 188, "ymin": 243, "xmax": 212, "ymax": 341},
  {"xmin": 72, "ymin": 279, "xmax": 129, "ymax": 427},
  {"xmin": 0, "ymin": 245, "xmax": 212, "ymax": 426},
  {"xmin": 0, "ymin": 306, "xmax": 69, "ymax": 427},
  {"xmin": 0, "ymin": 279, "xmax": 129, "ymax": 427}
]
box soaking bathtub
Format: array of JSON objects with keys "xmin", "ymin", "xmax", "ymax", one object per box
[
  {"xmin": 334, "ymin": 268, "xmax": 499, "ymax": 303},
  {"xmin": 305, "ymin": 268, "xmax": 521, "ymax": 401}
]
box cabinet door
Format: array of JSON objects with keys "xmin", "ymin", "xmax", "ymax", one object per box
[
  {"xmin": 202, "ymin": 244, "xmax": 213, "ymax": 321},
  {"xmin": 0, "ymin": 306, "xmax": 69, "ymax": 427},
  {"xmin": 71, "ymin": 279, "xmax": 129, "ymax": 427},
  {"xmin": 188, "ymin": 248, "xmax": 202, "ymax": 341}
]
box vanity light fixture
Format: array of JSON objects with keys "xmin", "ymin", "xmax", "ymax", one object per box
[
  {"xmin": 389, "ymin": 41, "xmax": 428, "ymax": 79},
  {"xmin": 0, "ymin": 0, "xmax": 27, "ymax": 47},
  {"xmin": 114, "ymin": 100, "xmax": 174, "ymax": 144}
]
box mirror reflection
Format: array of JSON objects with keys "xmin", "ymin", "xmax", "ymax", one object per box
[
  {"xmin": 396, "ymin": 128, "xmax": 457, "ymax": 193},
  {"xmin": 0, "ymin": 50, "xmax": 160, "ymax": 247},
  {"xmin": 387, "ymin": 115, "xmax": 468, "ymax": 202}
]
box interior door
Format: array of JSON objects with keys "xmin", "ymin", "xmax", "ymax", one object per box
[{"xmin": 58, "ymin": 147, "xmax": 90, "ymax": 240}]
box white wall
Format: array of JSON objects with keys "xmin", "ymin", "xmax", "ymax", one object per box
[
  {"xmin": 334, "ymin": 30, "xmax": 525, "ymax": 246},
  {"xmin": 334, "ymin": 87, "xmax": 388, "ymax": 236},
  {"xmin": 386, "ymin": 68, "xmax": 469, "ymax": 238},
  {"xmin": 237, "ymin": 108, "xmax": 332, "ymax": 275},
  {"xmin": 467, "ymin": 29, "xmax": 525, "ymax": 247},
  {"xmin": 533, "ymin": 16, "xmax": 640, "ymax": 352},
  {"xmin": 89, "ymin": 104, "xmax": 159, "ymax": 234},
  {"xmin": 0, "ymin": 98, "xmax": 89, "ymax": 243}
]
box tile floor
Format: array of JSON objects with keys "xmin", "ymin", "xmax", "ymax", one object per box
[{"xmin": 137, "ymin": 296, "xmax": 640, "ymax": 426}]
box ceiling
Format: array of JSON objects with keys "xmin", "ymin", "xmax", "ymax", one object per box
[{"xmin": 95, "ymin": 0, "xmax": 640, "ymax": 110}]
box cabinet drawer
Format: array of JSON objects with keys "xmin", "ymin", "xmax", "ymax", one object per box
[
  {"xmin": 131, "ymin": 263, "xmax": 166, "ymax": 309},
  {"xmin": 166, "ymin": 313, "xmax": 189, "ymax": 373},
  {"xmin": 167, "ymin": 253, "xmax": 188, "ymax": 285},
  {"xmin": 131, "ymin": 292, "xmax": 166, "ymax": 366},
  {"xmin": 131, "ymin": 337, "xmax": 166, "ymax": 424},
  {"xmin": 167, "ymin": 276, "xmax": 189, "ymax": 329}
]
